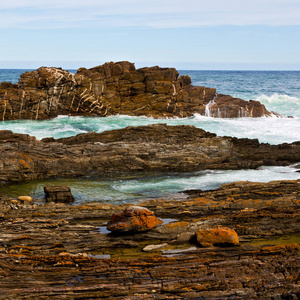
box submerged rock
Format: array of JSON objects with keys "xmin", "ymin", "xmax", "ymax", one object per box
[
  {"xmin": 0, "ymin": 61, "xmax": 274, "ymax": 120},
  {"xmin": 196, "ymin": 227, "xmax": 239, "ymax": 247},
  {"xmin": 107, "ymin": 206, "xmax": 163, "ymax": 233}
]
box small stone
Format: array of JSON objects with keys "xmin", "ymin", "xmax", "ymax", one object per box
[
  {"xmin": 143, "ymin": 243, "xmax": 168, "ymax": 252},
  {"xmin": 196, "ymin": 227, "xmax": 239, "ymax": 247},
  {"xmin": 59, "ymin": 252, "xmax": 71, "ymax": 256},
  {"xmin": 11, "ymin": 200, "xmax": 19, "ymax": 204},
  {"xmin": 18, "ymin": 196, "xmax": 33, "ymax": 202}
]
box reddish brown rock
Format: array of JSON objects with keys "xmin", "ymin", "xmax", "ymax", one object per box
[
  {"xmin": 107, "ymin": 206, "xmax": 163, "ymax": 233},
  {"xmin": 196, "ymin": 227, "xmax": 239, "ymax": 247},
  {"xmin": 0, "ymin": 61, "xmax": 275, "ymax": 120}
]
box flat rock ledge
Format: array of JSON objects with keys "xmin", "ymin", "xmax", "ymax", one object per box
[
  {"xmin": 0, "ymin": 179, "xmax": 299, "ymax": 299},
  {"xmin": 0, "ymin": 124, "xmax": 300, "ymax": 183},
  {"xmin": 0, "ymin": 61, "xmax": 276, "ymax": 120}
]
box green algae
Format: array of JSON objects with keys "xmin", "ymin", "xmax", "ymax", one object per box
[
  {"xmin": 243, "ymin": 235, "xmax": 300, "ymax": 246},
  {"xmin": 89, "ymin": 242, "xmax": 194, "ymax": 260}
]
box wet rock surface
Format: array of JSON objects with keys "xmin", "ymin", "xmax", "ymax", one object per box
[
  {"xmin": 0, "ymin": 61, "xmax": 274, "ymax": 120},
  {"xmin": 0, "ymin": 124, "xmax": 300, "ymax": 183},
  {"xmin": 0, "ymin": 179, "xmax": 299, "ymax": 299}
]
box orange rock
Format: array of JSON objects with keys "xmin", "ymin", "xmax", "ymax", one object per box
[
  {"xmin": 107, "ymin": 206, "xmax": 163, "ymax": 233},
  {"xmin": 196, "ymin": 227, "xmax": 239, "ymax": 247}
]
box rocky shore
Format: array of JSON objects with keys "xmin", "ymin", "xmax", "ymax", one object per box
[
  {"xmin": 0, "ymin": 179, "xmax": 299, "ymax": 299},
  {"xmin": 0, "ymin": 61, "xmax": 276, "ymax": 120},
  {"xmin": 0, "ymin": 63, "xmax": 299, "ymax": 298}
]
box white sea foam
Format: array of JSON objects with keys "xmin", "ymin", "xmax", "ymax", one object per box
[{"xmin": 254, "ymin": 93, "xmax": 300, "ymax": 118}]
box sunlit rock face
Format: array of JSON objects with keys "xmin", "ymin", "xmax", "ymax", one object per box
[{"xmin": 0, "ymin": 61, "xmax": 273, "ymax": 121}]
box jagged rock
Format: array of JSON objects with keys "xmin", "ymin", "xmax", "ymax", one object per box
[
  {"xmin": 44, "ymin": 186, "xmax": 74, "ymax": 203},
  {"xmin": 196, "ymin": 227, "xmax": 239, "ymax": 247},
  {"xmin": 107, "ymin": 206, "xmax": 163, "ymax": 233},
  {"xmin": 0, "ymin": 61, "xmax": 274, "ymax": 120}
]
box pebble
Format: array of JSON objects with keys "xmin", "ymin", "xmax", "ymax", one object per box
[
  {"xmin": 18, "ymin": 196, "xmax": 33, "ymax": 202},
  {"xmin": 143, "ymin": 243, "xmax": 168, "ymax": 252}
]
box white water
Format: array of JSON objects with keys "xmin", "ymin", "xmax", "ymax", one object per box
[{"xmin": 0, "ymin": 111, "xmax": 299, "ymax": 145}]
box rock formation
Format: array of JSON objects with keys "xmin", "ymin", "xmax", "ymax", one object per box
[
  {"xmin": 0, "ymin": 124, "xmax": 299, "ymax": 183},
  {"xmin": 0, "ymin": 61, "xmax": 274, "ymax": 120}
]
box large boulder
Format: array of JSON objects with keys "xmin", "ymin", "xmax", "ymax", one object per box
[
  {"xmin": 196, "ymin": 227, "xmax": 239, "ymax": 247},
  {"xmin": 107, "ymin": 206, "xmax": 163, "ymax": 233}
]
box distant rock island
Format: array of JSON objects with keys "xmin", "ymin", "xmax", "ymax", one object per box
[{"xmin": 0, "ymin": 61, "xmax": 276, "ymax": 120}]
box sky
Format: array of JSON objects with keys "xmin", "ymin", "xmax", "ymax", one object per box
[{"xmin": 0, "ymin": 0, "xmax": 300, "ymax": 70}]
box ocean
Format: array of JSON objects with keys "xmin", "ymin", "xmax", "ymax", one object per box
[{"xmin": 0, "ymin": 69, "xmax": 299, "ymax": 203}]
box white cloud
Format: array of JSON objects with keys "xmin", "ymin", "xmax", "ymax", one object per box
[{"xmin": 0, "ymin": 0, "xmax": 299, "ymax": 29}]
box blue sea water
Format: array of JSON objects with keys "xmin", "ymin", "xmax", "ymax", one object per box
[{"xmin": 0, "ymin": 68, "xmax": 299, "ymax": 203}]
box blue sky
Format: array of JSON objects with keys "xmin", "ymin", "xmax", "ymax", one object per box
[{"xmin": 0, "ymin": 0, "xmax": 299, "ymax": 70}]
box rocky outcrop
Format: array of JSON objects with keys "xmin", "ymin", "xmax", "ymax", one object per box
[
  {"xmin": 0, "ymin": 124, "xmax": 299, "ymax": 183},
  {"xmin": 107, "ymin": 206, "xmax": 163, "ymax": 233},
  {"xmin": 0, "ymin": 61, "xmax": 274, "ymax": 120}
]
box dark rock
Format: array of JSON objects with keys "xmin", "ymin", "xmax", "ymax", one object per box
[{"xmin": 44, "ymin": 186, "xmax": 74, "ymax": 203}]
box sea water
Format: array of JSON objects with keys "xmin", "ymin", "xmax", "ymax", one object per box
[{"xmin": 0, "ymin": 69, "xmax": 299, "ymax": 203}]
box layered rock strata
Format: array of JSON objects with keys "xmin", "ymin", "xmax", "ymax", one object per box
[
  {"xmin": 0, "ymin": 61, "xmax": 274, "ymax": 120},
  {"xmin": 0, "ymin": 179, "xmax": 299, "ymax": 299},
  {"xmin": 0, "ymin": 124, "xmax": 299, "ymax": 183}
]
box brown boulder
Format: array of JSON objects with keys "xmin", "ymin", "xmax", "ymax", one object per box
[
  {"xmin": 107, "ymin": 206, "xmax": 163, "ymax": 233},
  {"xmin": 196, "ymin": 227, "xmax": 239, "ymax": 247}
]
